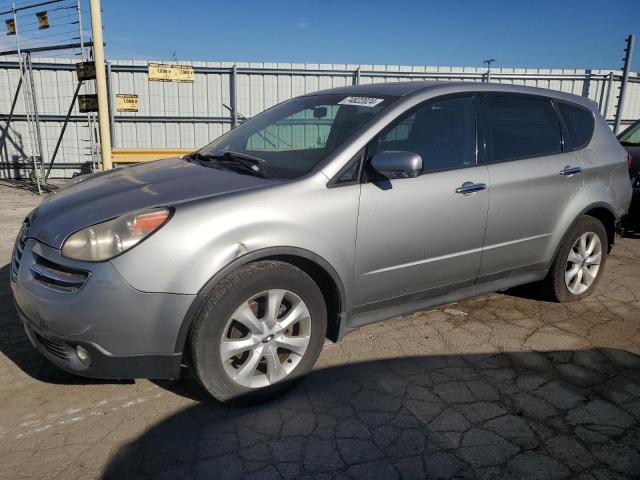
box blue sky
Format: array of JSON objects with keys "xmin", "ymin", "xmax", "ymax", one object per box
[{"xmin": 101, "ymin": 0, "xmax": 640, "ymax": 70}]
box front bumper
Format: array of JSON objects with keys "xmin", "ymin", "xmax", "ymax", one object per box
[
  {"xmin": 19, "ymin": 306, "xmax": 183, "ymax": 379},
  {"xmin": 10, "ymin": 239, "xmax": 195, "ymax": 379}
]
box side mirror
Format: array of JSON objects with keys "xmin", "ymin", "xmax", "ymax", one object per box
[{"xmin": 370, "ymin": 151, "xmax": 422, "ymax": 179}]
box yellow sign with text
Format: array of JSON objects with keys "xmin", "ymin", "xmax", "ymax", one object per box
[
  {"xmin": 116, "ymin": 94, "xmax": 138, "ymax": 112},
  {"xmin": 148, "ymin": 63, "xmax": 194, "ymax": 83}
]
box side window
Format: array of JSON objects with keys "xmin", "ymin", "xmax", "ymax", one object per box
[
  {"xmin": 556, "ymin": 102, "xmax": 594, "ymax": 150},
  {"xmin": 332, "ymin": 149, "xmax": 365, "ymax": 186},
  {"xmin": 486, "ymin": 95, "xmax": 563, "ymax": 162},
  {"xmin": 371, "ymin": 97, "xmax": 476, "ymax": 173},
  {"xmin": 380, "ymin": 116, "xmax": 413, "ymax": 143}
]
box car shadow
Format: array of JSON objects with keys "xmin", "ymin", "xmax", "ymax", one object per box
[
  {"xmin": 103, "ymin": 347, "xmax": 640, "ymax": 479},
  {"xmin": 0, "ymin": 263, "xmax": 131, "ymax": 385},
  {"xmin": 500, "ymin": 280, "xmax": 555, "ymax": 303}
]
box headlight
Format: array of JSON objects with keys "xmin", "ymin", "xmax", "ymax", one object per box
[{"xmin": 61, "ymin": 207, "xmax": 172, "ymax": 261}]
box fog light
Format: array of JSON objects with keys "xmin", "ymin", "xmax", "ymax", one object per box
[{"xmin": 75, "ymin": 345, "xmax": 91, "ymax": 366}]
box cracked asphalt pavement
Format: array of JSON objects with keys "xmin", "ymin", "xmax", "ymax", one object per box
[{"xmin": 1, "ymin": 181, "xmax": 640, "ymax": 479}]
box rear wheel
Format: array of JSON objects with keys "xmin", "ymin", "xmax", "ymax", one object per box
[
  {"xmin": 190, "ymin": 261, "xmax": 327, "ymax": 404},
  {"xmin": 542, "ymin": 215, "xmax": 608, "ymax": 302}
]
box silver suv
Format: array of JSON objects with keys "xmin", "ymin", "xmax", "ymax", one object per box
[{"xmin": 10, "ymin": 82, "xmax": 632, "ymax": 403}]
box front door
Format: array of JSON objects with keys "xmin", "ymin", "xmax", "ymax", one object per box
[{"xmin": 354, "ymin": 95, "xmax": 490, "ymax": 310}]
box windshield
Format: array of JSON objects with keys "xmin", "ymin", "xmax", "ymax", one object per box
[
  {"xmin": 197, "ymin": 94, "xmax": 396, "ymax": 179},
  {"xmin": 619, "ymin": 120, "xmax": 640, "ymax": 145}
]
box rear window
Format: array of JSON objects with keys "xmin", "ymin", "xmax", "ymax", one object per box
[
  {"xmin": 486, "ymin": 95, "xmax": 563, "ymax": 162},
  {"xmin": 556, "ymin": 102, "xmax": 594, "ymax": 150}
]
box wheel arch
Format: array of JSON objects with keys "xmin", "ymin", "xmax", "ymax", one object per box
[
  {"xmin": 549, "ymin": 202, "xmax": 618, "ymax": 272},
  {"xmin": 174, "ymin": 247, "xmax": 347, "ymax": 356},
  {"xmin": 582, "ymin": 204, "xmax": 616, "ymax": 252}
]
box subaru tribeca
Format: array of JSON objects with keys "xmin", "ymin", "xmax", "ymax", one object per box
[{"xmin": 10, "ymin": 82, "xmax": 632, "ymax": 403}]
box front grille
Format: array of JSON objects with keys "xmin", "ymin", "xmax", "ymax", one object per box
[
  {"xmin": 10, "ymin": 219, "xmax": 28, "ymax": 282},
  {"xmin": 30, "ymin": 253, "xmax": 89, "ymax": 293},
  {"xmin": 33, "ymin": 332, "xmax": 73, "ymax": 360}
]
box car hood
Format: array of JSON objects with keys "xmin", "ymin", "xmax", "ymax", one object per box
[{"xmin": 27, "ymin": 157, "xmax": 279, "ymax": 248}]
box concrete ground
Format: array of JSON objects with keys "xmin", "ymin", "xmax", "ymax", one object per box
[{"xmin": 1, "ymin": 180, "xmax": 640, "ymax": 480}]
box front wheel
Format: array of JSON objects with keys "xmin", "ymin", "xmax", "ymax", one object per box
[
  {"xmin": 190, "ymin": 261, "xmax": 327, "ymax": 405},
  {"xmin": 542, "ymin": 215, "xmax": 608, "ymax": 302}
]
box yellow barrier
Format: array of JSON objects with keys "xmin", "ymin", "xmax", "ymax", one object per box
[{"xmin": 111, "ymin": 148, "xmax": 194, "ymax": 165}]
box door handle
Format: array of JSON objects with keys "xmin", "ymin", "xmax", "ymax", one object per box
[
  {"xmin": 560, "ymin": 165, "xmax": 582, "ymax": 176},
  {"xmin": 455, "ymin": 182, "xmax": 487, "ymax": 194}
]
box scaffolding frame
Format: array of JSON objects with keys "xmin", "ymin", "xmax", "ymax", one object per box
[{"xmin": 0, "ymin": 0, "xmax": 94, "ymax": 191}]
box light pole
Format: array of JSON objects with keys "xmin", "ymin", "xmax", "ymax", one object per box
[
  {"xmin": 89, "ymin": 0, "xmax": 112, "ymax": 170},
  {"xmin": 484, "ymin": 58, "xmax": 496, "ymax": 82}
]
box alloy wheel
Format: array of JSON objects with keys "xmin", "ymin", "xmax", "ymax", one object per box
[
  {"xmin": 220, "ymin": 289, "xmax": 311, "ymax": 388},
  {"xmin": 565, "ymin": 231, "xmax": 602, "ymax": 295}
]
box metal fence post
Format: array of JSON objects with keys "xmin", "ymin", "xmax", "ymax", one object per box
[
  {"xmin": 581, "ymin": 69, "xmax": 592, "ymax": 98},
  {"xmin": 230, "ymin": 64, "xmax": 238, "ymax": 128},
  {"xmin": 353, "ymin": 67, "xmax": 360, "ymax": 85},
  {"xmin": 106, "ymin": 61, "xmax": 116, "ymax": 147},
  {"xmin": 602, "ymin": 71, "xmax": 614, "ymax": 120},
  {"xmin": 598, "ymin": 74, "xmax": 607, "ymax": 115},
  {"xmin": 614, "ymin": 34, "xmax": 635, "ymax": 134},
  {"xmin": 26, "ymin": 53, "xmax": 46, "ymax": 180}
]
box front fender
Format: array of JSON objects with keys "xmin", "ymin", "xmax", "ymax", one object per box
[
  {"xmin": 110, "ymin": 175, "xmax": 360, "ymax": 303},
  {"xmin": 170, "ymin": 246, "xmax": 348, "ymax": 352}
]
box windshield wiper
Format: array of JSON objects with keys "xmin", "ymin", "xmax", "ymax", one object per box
[
  {"xmin": 620, "ymin": 141, "xmax": 640, "ymax": 147},
  {"xmin": 210, "ymin": 151, "xmax": 268, "ymax": 178},
  {"xmin": 184, "ymin": 151, "xmax": 213, "ymax": 165},
  {"xmin": 185, "ymin": 150, "xmax": 268, "ymax": 178}
]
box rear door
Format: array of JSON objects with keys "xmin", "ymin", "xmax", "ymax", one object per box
[{"xmin": 477, "ymin": 93, "xmax": 586, "ymax": 280}]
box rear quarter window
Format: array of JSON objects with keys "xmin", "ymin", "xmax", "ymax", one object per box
[{"xmin": 556, "ymin": 102, "xmax": 595, "ymax": 150}]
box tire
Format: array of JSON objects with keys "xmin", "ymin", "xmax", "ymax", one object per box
[
  {"xmin": 190, "ymin": 261, "xmax": 327, "ymax": 405},
  {"xmin": 541, "ymin": 215, "xmax": 608, "ymax": 302}
]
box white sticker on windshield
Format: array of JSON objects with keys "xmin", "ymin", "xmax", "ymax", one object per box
[{"xmin": 338, "ymin": 96, "xmax": 384, "ymax": 108}]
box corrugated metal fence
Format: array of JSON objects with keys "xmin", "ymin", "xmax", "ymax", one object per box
[{"xmin": 1, "ymin": 58, "xmax": 640, "ymax": 178}]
